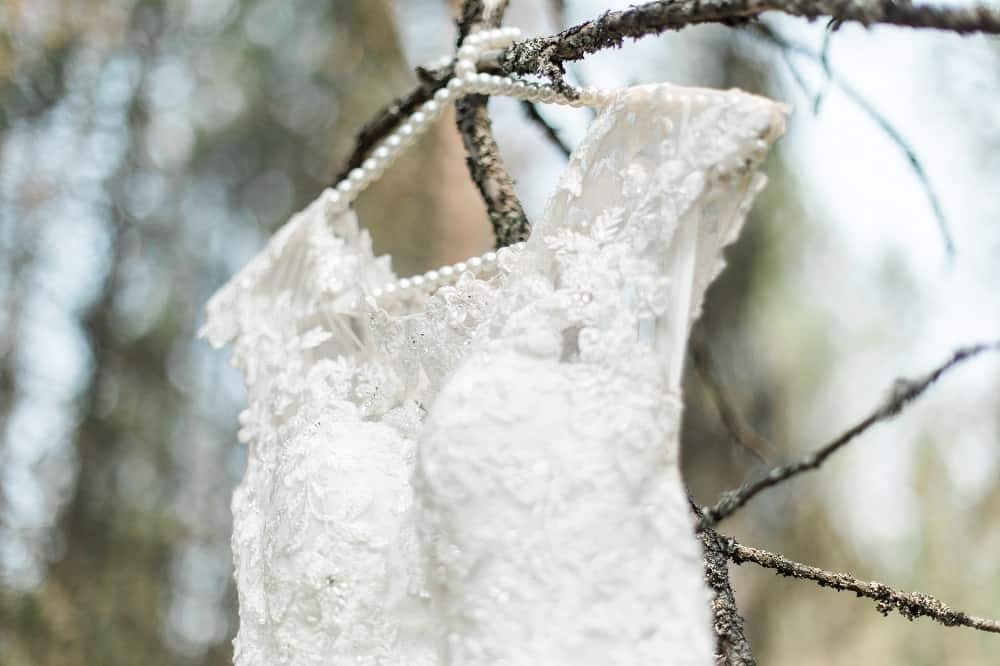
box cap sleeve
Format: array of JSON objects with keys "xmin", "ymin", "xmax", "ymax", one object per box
[{"xmin": 200, "ymin": 192, "xmax": 395, "ymax": 385}]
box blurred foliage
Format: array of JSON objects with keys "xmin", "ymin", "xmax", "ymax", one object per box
[{"xmin": 0, "ymin": 1, "xmax": 998, "ymax": 665}]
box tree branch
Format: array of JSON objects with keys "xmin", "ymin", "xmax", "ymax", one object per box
[
  {"xmin": 338, "ymin": 0, "xmax": 999, "ymax": 217},
  {"xmin": 455, "ymin": 0, "xmax": 531, "ymax": 248},
  {"xmin": 703, "ymin": 341, "xmax": 1000, "ymax": 525},
  {"xmin": 726, "ymin": 538, "xmax": 1000, "ymax": 634},
  {"xmin": 700, "ymin": 521, "xmax": 758, "ymax": 665},
  {"xmin": 498, "ymin": 0, "xmax": 1000, "ymax": 84}
]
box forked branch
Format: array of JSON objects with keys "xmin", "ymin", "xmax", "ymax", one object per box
[{"xmin": 338, "ymin": 0, "xmax": 1000, "ymax": 239}]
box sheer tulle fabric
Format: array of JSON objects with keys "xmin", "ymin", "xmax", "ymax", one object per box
[{"xmin": 202, "ymin": 83, "xmax": 786, "ymax": 665}]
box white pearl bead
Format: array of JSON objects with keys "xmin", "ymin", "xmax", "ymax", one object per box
[
  {"xmin": 374, "ymin": 146, "xmax": 390, "ymax": 161},
  {"xmin": 387, "ymin": 134, "xmax": 402, "ymax": 148},
  {"xmin": 411, "ymin": 111, "xmax": 427, "ymax": 127},
  {"xmin": 398, "ymin": 123, "xmax": 415, "ymax": 141},
  {"xmin": 421, "ymin": 100, "xmax": 439, "ymax": 116},
  {"xmin": 425, "ymin": 270, "xmax": 439, "ymax": 283},
  {"xmin": 372, "ymin": 288, "xmax": 383, "ymax": 299},
  {"xmin": 440, "ymin": 265, "xmax": 454, "ymax": 278},
  {"xmin": 448, "ymin": 78, "xmax": 465, "ymax": 93},
  {"xmin": 484, "ymin": 251, "xmax": 497, "ymax": 264},
  {"xmin": 398, "ymin": 278, "xmax": 412, "ymax": 290},
  {"xmin": 325, "ymin": 189, "xmax": 343, "ymax": 209},
  {"xmin": 465, "ymin": 33, "xmax": 482, "ymax": 47},
  {"xmin": 469, "ymin": 257, "xmax": 483, "ymax": 269},
  {"xmin": 462, "ymin": 73, "xmax": 479, "ymax": 90},
  {"xmin": 362, "ymin": 159, "xmax": 381, "ymax": 179},
  {"xmin": 434, "ymin": 87, "xmax": 451, "ymax": 102},
  {"xmin": 452, "ymin": 262, "xmax": 466, "ymax": 273},
  {"xmin": 411, "ymin": 275, "xmax": 425, "ymax": 288},
  {"xmin": 458, "ymin": 45, "xmax": 478, "ymax": 60},
  {"xmin": 456, "ymin": 60, "xmax": 475, "ymax": 77},
  {"xmin": 336, "ymin": 180, "xmax": 353, "ymax": 196}
]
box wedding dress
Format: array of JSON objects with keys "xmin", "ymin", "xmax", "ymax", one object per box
[{"xmin": 202, "ymin": 72, "xmax": 785, "ymax": 664}]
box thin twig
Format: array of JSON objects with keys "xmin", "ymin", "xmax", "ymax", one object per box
[
  {"xmin": 757, "ymin": 23, "xmax": 956, "ymax": 260},
  {"xmin": 520, "ymin": 101, "xmax": 572, "ymax": 158},
  {"xmin": 811, "ymin": 20, "xmax": 836, "ymax": 113},
  {"xmin": 690, "ymin": 326, "xmax": 772, "ymax": 465},
  {"xmin": 773, "ymin": 36, "xmax": 815, "ymax": 98},
  {"xmin": 703, "ymin": 342, "xmax": 1000, "ymax": 525},
  {"xmin": 498, "ymin": 0, "xmax": 1000, "ymax": 85},
  {"xmin": 456, "ymin": 0, "xmax": 531, "ymax": 248},
  {"xmin": 726, "ymin": 538, "xmax": 1000, "ymax": 634}
]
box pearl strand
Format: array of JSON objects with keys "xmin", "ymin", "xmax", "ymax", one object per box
[
  {"xmin": 326, "ymin": 25, "xmax": 614, "ymax": 306},
  {"xmin": 370, "ymin": 241, "xmax": 526, "ymax": 303},
  {"xmin": 325, "ymin": 26, "xmax": 616, "ymax": 217}
]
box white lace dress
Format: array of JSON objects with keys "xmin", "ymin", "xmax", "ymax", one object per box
[{"xmin": 202, "ymin": 83, "xmax": 786, "ymax": 666}]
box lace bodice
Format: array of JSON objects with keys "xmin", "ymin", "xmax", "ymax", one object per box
[{"xmin": 202, "ymin": 83, "xmax": 786, "ymax": 666}]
